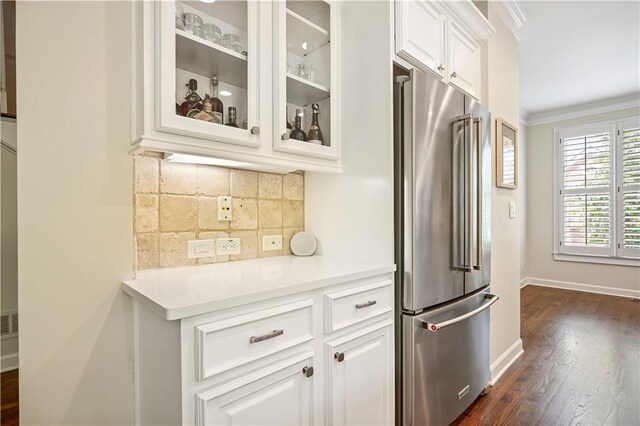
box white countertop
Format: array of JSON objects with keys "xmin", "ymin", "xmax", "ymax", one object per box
[{"xmin": 122, "ymin": 256, "xmax": 395, "ymax": 320}]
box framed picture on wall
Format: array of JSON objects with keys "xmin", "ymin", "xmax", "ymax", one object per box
[{"xmin": 496, "ymin": 118, "xmax": 518, "ymax": 189}]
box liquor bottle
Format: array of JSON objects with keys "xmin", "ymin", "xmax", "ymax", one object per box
[
  {"xmin": 209, "ymin": 76, "xmax": 224, "ymax": 124},
  {"xmin": 192, "ymin": 94, "xmax": 214, "ymax": 122},
  {"xmin": 290, "ymin": 109, "xmax": 307, "ymax": 141},
  {"xmin": 307, "ymin": 103, "xmax": 323, "ymax": 145},
  {"xmin": 225, "ymin": 106, "xmax": 239, "ymax": 128},
  {"xmin": 286, "ymin": 105, "xmax": 293, "ymax": 136},
  {"xmin": 178, "ymin": 79, "xmax": 203, "ymax": 117}
]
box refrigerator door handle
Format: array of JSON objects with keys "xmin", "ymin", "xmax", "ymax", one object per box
[
  {"xmin": 420, "ymin": 293, "xmax": 499, "ymax": 332},
  {"xmin": 452, "ymin": 114, "xmax": 471, "ymax": 272},
  {"xmin": 474, "ymin": 117, "xmax": 483, "ymax": 270},
  {"xmin": 465, "ymin": 114, "xmax": 474, "ymax": 272}
]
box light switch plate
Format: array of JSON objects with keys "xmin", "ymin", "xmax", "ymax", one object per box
[
  {"xmin": 262, "ymin": 235, "xmax": 283, "ymax": 251},
  {"xmin": 187, "ymin": 239, "xmax": 214, "ymax": 259},
  {"xmin": 509, "ymin": 201, "xmax": 516, "ymax": 219},
  {"xmin": 218, "ymin": 196, "xmax": 232, "ymax": 221},
  {"xmin": 216, "ymin": 238, "xmax": 241, "ymax": 255}
]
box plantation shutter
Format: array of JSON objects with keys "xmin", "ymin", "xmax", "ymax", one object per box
[
  {"xmin": 617, "ymin": 118, "xmax": 640, "ymax": 258},
  {"xmin": 558, "ymin": 122, "xmax": 614, "ymax": 256}
]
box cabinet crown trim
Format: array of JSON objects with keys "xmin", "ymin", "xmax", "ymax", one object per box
[
  {"xmin": 440, "ymin": 0, "xmax": 496, "ymax": 42},
  {"xmin": 491, "ymin": 0, "xmax": 527, "ymax": 42}
]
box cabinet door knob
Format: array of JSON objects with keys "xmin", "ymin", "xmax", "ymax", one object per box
[
  {"xmin": 437, "ymin": 64, "xmax": 445, "ymax": 71},
  {"xmin": 334, "ymin": 352, "xmax": 345, "ymax": 363},
  {"xmin": 281, "ymin": 132, "xmax": 290, "ymax": 140},
  {"xmin": 302, "ymin": 366, "xmax": 314, "ymax": 377},
  {"xmin": 250, "ymin": 126, "xmax": 260, "ymax": 135},
  {"xmin": 451, "ymin": 71, "xmax": 457, "ymax": 78}
]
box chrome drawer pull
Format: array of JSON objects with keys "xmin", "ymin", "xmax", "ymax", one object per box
[
  {"xmin": 249, "ymin": 329, "xmax": 284, "ymax": 344},
  {"xmin": 355, "ymin": 300, "xmax": 377, "ymax": 309}
]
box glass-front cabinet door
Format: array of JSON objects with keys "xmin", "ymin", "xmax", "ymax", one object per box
[
  {"xmin": 273, "ymin": 0, "xmax": 340, "ymax": 160},
  {"xmin": 158, "ymin": 0, "xmax": 261, "ymax": 147}
]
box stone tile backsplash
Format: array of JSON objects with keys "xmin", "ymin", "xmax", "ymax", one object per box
[{"xmin": 134, "ymin": 155, "xmax": 304, "ymax": 270}]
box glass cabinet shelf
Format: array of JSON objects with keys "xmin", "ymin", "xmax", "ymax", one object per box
[
  {"xmin": 286, "ymin": 72, "xmax": 329, "ymax": 106},
  {"xmin": 175, "ymin": 29, "xmax": 247, "ymax": 89},
  {"xmin": 285, "ymin": 9, "xmax": 329, "ymax": 57}
]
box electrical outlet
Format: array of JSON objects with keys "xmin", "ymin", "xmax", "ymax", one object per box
[
  {"xmin": 188, "ymin": 239, "xmax": 215, "ymax": 259},
  {"xmin": 218, "ymin": 196, "xmax": 232, "ymax": 221},
  {"xmin": 216, "ymin": 238, "xmax": 241, "ymax": 255},
  {"xmin": 262, "ymin": 234, "xmax": 283, "ymax": 251},
  {"xmin": 509, "ymin": 201, "xmax": 516, "ymax": 219}
]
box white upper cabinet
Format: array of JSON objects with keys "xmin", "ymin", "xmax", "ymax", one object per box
[
  {"xmin": 273, "ymin": 1, "xmax": 340, "ymax": 161},
  {"xmin": 394, "ymin": 0, "xmax": 494, "ymax": 99},
  {"xmin": 395, "ymin": 0, "xmax": 446, "ymax": 77},
  {"xmin": 132, "ymin": 0, "xmax": 342, "ymax": 174},
  {"xmin": 447, "ymin": 20, "xmax": 481, "ymax": 97}
]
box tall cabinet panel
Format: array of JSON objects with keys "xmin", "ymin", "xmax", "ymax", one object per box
[{"xmin": 273, "ymin": 0, "xmax": 340, "ymax": 160}]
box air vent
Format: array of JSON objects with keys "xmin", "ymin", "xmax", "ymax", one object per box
[{"xmin": 0, "ymin": 310, "xmax": 18, "ymax": 339}]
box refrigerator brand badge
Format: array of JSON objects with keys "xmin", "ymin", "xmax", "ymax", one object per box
[{"xmin": 457, "ymin": 385, "xmax": 470, "ymax": 400}]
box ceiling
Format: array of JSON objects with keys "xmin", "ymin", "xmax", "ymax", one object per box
[{"xmin": 519, "ymin": 1, "xmax": 640, "ymax": 119}]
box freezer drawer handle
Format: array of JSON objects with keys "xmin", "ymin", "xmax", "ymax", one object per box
[
  {"xmin": 422, "ymin": 293, "xmax": 499, "ymax": 332},
  {"xmin": 249, "ymin": 329, "xmax": 284, "ymax": 344},
  {"xmin": 355, "ymin": 300, "xmax": 377, "ymax": 309}
]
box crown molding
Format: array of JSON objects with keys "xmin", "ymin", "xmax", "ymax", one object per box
[
  {"xmin": 522, "ymin": 93, "xmax": 640, "ymax": 127},
  {"xmin": 440, "ymin": 1, "xmax": 496, "ymax": 43},
  {"xmin": 491, "ymin": 0, "xmax": 526, "ymax": 42}
]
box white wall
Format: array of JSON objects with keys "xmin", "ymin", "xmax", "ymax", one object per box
[
  {"xmin": 1, "ymin": 118, "xmax": 18, "ymax": 370},
  {"xmin": 485, "ymin": 4, "xmax": 523, "ymax": 366},
  {"xmin": 305, "ymin": 0, "xmax": 394, "ymax": 265},
  {"xmin": 519, "ymin": 121, "xmax": 527, "ymax": 281},
  {"xmin": 525, "ymin": 107, "xmax": 640, "ymax": 293},
  {"xmin": 17, "ymin": 2, "xmax": 134, "ymax": 424}
]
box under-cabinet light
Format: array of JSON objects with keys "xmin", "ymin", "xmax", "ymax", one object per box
[
  {"xmin": 200, "ymin": 0, "xmax": 216, "ymax": 3},
  {"xmin": 165, "ymin": 153, "xmax": 251, "ymax": 168},
  {"xmin": 219, "ymin": 90, "xmax": 232, "ymax": 97},
  {"xmin": 164, "ymin": 153, "xmax": 294, "ymax": 174}
]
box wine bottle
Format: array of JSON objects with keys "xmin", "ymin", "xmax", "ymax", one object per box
[
  {"xmin": 209, "ymin": 76, "xmax": 224, "ymax": 124},
  {"xmin": 286, "ymin": 105, "xmax": 293, "ymax": 136},
  {"xmin": 290, "ymin": 109, "xmax": 307, "ymax": 141},
  {"xmin": 307, "ymin": 103, "xmax": 323, "ymax": 145},
  {"xmin": 225, "ymin": 106, "xmax": 239, "ymax": 128},
  {"xmin": 179, "ymin": 79, "xmax": 203, "ymax": 117}
]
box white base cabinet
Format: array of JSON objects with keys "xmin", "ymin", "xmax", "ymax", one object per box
[
  {"xmin": 195, "ymin": 352, "xmax": 314, "ymax": 426},
  {"xmin": 131, "ymin": 274, "xmax": 394, "ymax": 426},
  {"xmin": 326, "ymin": 320, "xmax": 394, "ymax": 426}
]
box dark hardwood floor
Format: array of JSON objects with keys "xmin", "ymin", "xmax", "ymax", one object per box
[
  {"xmin": 1, "ymin": 369, "xmax": 18, "ymax": 426},
  {"xmin": 454, "ymin": 285, "xmax": 640, "ymax": 426}
]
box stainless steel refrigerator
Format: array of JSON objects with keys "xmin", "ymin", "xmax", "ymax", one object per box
[{"xmin": 394, "ymin": 68, "xmax": 499, "ymax": 426}]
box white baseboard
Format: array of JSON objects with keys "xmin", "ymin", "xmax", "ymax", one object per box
[
  {"xmin": 522, "ymin": 277, "xmax": 640, "ymax": 299},
  {"xmin": 519, "ymin": 277, "xmax": 529, "ymax": 289},
  {"xmin": 1, "ymin": 352, "xmax": 18, "ymax": 372},
  {"xmin": 489, "ymin": 338, "xmax": 523, "ymax": 386}
]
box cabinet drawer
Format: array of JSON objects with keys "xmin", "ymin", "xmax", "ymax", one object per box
[
  {"xmin": 324, "ymin": 280, "xmax": 393, "ymax": 333},
  {"xmin": 195, "ymin": 299, "xmax": 314, "ymax": 381}
]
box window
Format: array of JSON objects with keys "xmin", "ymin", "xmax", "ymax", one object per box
[{"xmin": 554, "ymin": 117, "xmax": 640, "ymax": 264}]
